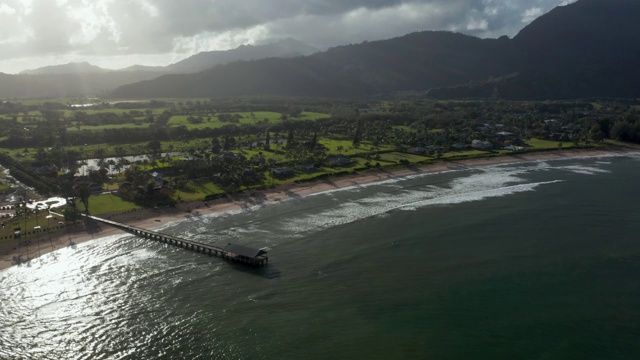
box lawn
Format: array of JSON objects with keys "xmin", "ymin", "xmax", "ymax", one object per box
[
  {"xmin": 526, "ymin": 138, "xmax": 566, "ymax": 150},
  {"xmin": 298, "ymin": 112, "xmax": 331, "ymax": 120},
  {"xmin": 238, "ymin": 149, "xmax": 288, "ymax": 163},
  {"xmin": 318, "ymin": 139, "xmax": 393, "ymax": 156},
  {"xmin": 79, "ymin": 193, "xmax": 141, "ymax": 215},
  {"xmin": 174, "ymin": 181, "xmax": 225, "ymax": 201},
  {"xmin": 0, "ymin": 183, "xmax": 11, "ymax": 194},
  {"xmin": 525, "ymin": 138, "xmax": 595, "ymax": 150},
  {"xmin": 442, "ymin": 149, "xmax": 491, "ymax": 159},
  {"xmin": 63, "ymin": 108, "xmax": 157, "ymax": 117},
  {"xmin": 68, "ymin": 123, "xmax": 150, "ymax": 132},
  {"xmin": 0, "ymin": 211, "xmax": 62, "ymax": 240},
  {"xmin": 267, "ymin": 166, "xmax": 358, "ymax": 186},
  {"xmin": 377, "ymin": 152, "xmax": 430, "ymax": 164},
  {"xmin": 167, "ymin": 111, "xmax": 329, "ymax": 130}
]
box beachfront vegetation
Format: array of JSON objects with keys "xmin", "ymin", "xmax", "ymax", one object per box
[{"xmin": 0, "ymin": 97, "xmax": 638, "ymax": 215}]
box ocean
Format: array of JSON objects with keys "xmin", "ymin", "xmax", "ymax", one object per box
[{"xmin": 1, "ymin": 154, "xmax": 640, "ymax": 359}]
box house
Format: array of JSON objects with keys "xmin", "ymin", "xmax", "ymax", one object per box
[
  {"xmin": 73, "ymin": 182, "xmax": 103, "ymax": 195},
  {"xmin": 471, "ymin": 140, "xmax": 493, "ymax": 150},
  {"xmin": 151, "ymin": 172, "xmax": 166, "ymax": 187},
  {"xmin": 179, "ymin": 156, "xmax": 198, "ymax": 161},
  {"xmin": 223, "ymin": 243, "xmax": 268, "ymax": 267},
  {"xmin": 407, "ymin": 147, "xmax": 428, "ymax": 155},
  {"xmin": 326, "ymin": 156, "xmax": 353, "ymax": 167},
  {"xmin": 496, "ymin": 131, "xmax": 514, "ymax": 137},
  {"xmin": 220, "ymin": 151, "xmax": 243, "ymax": 160},
  {"xmin": 452, "ymin": 143, "xmax": 468, "ymax": 151},
  {"xmin": 295, "ymin": 163, "xmax": 315, "ymax": 172},
  {"xmin": 270, "ymin": 167, "xmax": 294, "ymax": 178},
  {"xmin": 242, "ymin": 170, "xmax": 263, "ymax": 184}
]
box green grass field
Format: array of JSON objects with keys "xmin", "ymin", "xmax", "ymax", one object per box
[
  {"xmin": 318, "ymin": 139, "xmax": 394, "ymax": 156},
  {"xmin": 63, "ymin": 108, "xmax": 161, "ymax": 117},
  {"xmin": 442, "ymin": 149, "xmax": 490, "ymax": 159},
  {"xmin": 174, "ymin": 181, "xmax": 225, "ymax": 201},
  {"xmin": 526, "ymin": 138, "xmax": 566, "ymax": 149},
  {"xmin": 78, "ymin": 193, "xmax": 141, "ymax": 215},
  {"xmin": 377, "ymin": 152, "xmax": 430, "ymax": 164},
  {"xmin": 167, "ymin": 111, "xmax": 329, "ymax": 130},
  {"xmin": 0, "ymin": 183, "xmax": 11, "ymax": 194},
  {"xmin": 68, "ymin": 123, "xmax": 150, "ymax": 132},
  {"xmin": 525, "ymin": 138, "xmax": 597, "ymax": 150},
  {"xmin": 239, "ymin": 149, "xmax": 288, "ymax": 163}
]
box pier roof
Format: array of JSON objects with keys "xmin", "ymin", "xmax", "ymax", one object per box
[{"xmin": 223, "ymin": 243, "xmax": 267, "ymax": 258}]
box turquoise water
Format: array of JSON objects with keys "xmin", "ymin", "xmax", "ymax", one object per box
[{"xmin": 1, "ymin": 155, "xmax": 640, "ymax": 359}]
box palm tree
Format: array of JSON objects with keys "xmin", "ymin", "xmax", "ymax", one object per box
[{"xmin": 107, "ymin": 159, "xmax": 116, "ymax": 175}]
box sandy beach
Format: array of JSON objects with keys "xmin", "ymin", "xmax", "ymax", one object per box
[{"xmin": 1, "ymin": 146, "xmax": 638, "ymax": 271}]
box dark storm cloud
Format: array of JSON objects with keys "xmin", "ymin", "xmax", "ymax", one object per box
[{"xmin": 0, "ymin": 0, "xmax": 576, "ymax": 67}]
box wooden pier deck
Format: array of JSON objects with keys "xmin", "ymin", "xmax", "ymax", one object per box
[{"xmin": 84, "ymin": 214, "xmax": 268, "ymax": 267}]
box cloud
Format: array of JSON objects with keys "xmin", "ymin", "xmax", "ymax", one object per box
[
  {"xmin": 0, "ymin": 0, "xmax": 577, "ymax": 73},
  {"xmin": 522, "ymin": 7, "xmax": 544, "ymax": 23}
]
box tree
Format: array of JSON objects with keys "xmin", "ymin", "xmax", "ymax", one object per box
[
  {"xmin": 114, "ymin": 146, "xmax": 126, "ymax": 157},
  {"xmin": 147, "ymin": 140, "xmax": 162, "ymax": 156},
  {"xmin": 211, "ymin": 137, "xmax": 222, "ymax": 153},
  {"xmin": 89, "ymin": 167, "xmax": 109, "ymax": 185},
  {"xmin": 286, "ymin": 129, "xmax": 294, "ymax": 148},
  {"xmin": 94, "ymin": 147, "xmax": 106, "ymax": 159},
  {"xmin": 63, "ymin": 206, "xmax": 81, "ymax": 223},
  {"xmin": 65, "ymin": 150, "xmax": 81, "ymax": 175},
  {"xmin": 352, "ymin": 121, "xmax": 362, "ymax": 146},
  {"xmin": 76, "ymin": 183, "xmax": 91, "ymax": 214},
  {"xmin": 106, "ymin": 159, "xmax": 116, "ymax": 175},
  {"xmin": 264, "ymin": 130, "xmax": 271, "ymax": 150},
  {"xmin": 223, "ymin": 136, "xmax": 236, "ymax": 150},
  {"xmin": 589, "ymin": 123, "xmax": 605, "ymax": 143},
  {"xmin": 308, "ymin": 132, "xmax": 318, "ymax": 150},
  {"xmin": 611, "ymin": 121, "xmax": 635, "ymax": 142},
  {"xmin": 35, "ymin": 147, "xmax": 47, "ymax": 163}
]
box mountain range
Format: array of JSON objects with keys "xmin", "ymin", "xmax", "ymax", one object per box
[
  {"xmin": 428, "ymin": 0, "xmax": 640, "ymax": 100},
  {"xmin": 3, "ymin": 0, "xmax": 640, "ymax": 101},
  {"xmin": 110, "ymin": 0, "xmax": 640, "ymax": 101},
  {"xmin": 0, "ymin": 38, "xmax": 318, "ymax": 98},
  {"xmin": 19, "ymin": 38, "xmax": 318, "ymax": 76}
]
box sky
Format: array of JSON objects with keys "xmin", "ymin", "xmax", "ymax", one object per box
[{"xmin": 0, "ymin": 0, "xmax": 576, "ymax": 74}]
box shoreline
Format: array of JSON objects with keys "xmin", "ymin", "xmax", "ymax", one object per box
[{"xmin": 2, "ymin": 146, "xmax": 638, "ymax": 271}]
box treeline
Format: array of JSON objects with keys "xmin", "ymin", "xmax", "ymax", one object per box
[{"xmin": 611, "ymin": 116, "xmax": 640, "ymax": 143}]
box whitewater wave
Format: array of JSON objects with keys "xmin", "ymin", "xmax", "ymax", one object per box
[{"xmin": 281, "ymin": 164, "xmax": 564, "ymax": 235}]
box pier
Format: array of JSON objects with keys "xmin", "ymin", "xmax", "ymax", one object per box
[{"xmin": 84, "ymin": 214, "xmax": 268, "ymax": 267}]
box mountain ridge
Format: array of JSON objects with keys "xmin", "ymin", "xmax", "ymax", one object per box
[
  {"xmin": 4, "ymin": 0, "xmax": 640, "ymax": 100},
  {"xmin": 112, "ymin": 0, "xmax": 640, "ymax": 100},
  {"xmin": 20, "ymin": 61, "xmax": 109, "ymax": 75},
  {"xmin": 428, "ymin": 0, "xmax": 640, "ymax": 100},
  {"xmin": 110, "ymin": 31, "xmax": 516, "ymax": 99},
  {"xmin": 16, "ymin": 38, "xmax": 319, "ymax": 76}
]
